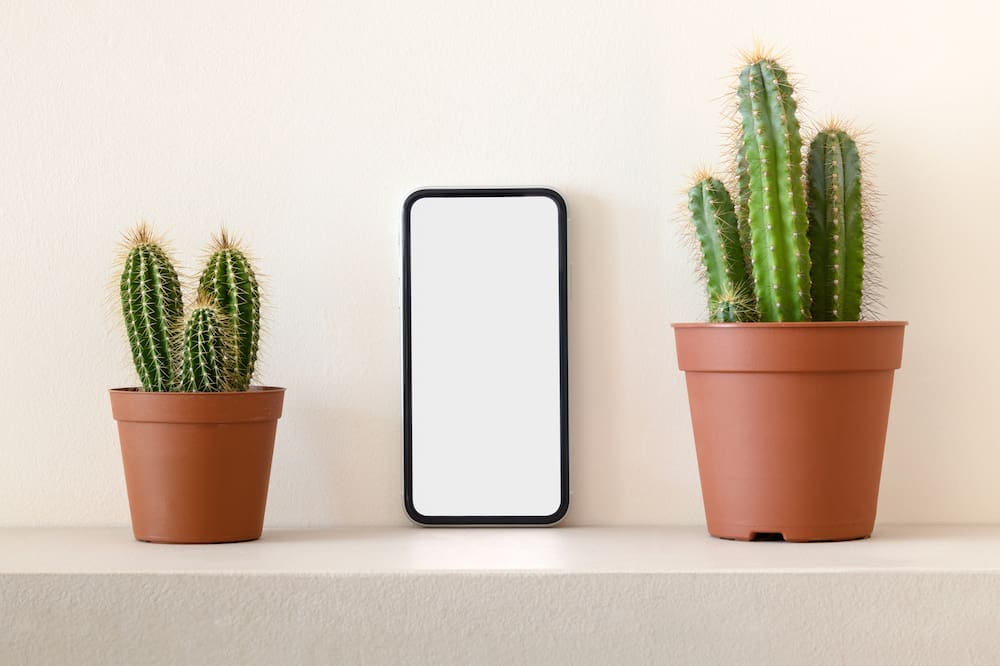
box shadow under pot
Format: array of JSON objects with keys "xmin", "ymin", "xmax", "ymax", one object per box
[
  {"xmin": 109, "ymin": 387, "xmax": 285, "ymax": 544},
  {"xmin": 673, "ymin": 322, "xmax": 906, "ymax": 542}
]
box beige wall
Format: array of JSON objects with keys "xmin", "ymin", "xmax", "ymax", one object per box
[{"xmin": 1, "ymin": 0, "xmax": 996, "ymax": 526}]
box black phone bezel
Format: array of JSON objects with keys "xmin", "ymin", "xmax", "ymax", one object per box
[{"xmin": 401, "ymin": 187, "xmax": 570, "ymax": 526}]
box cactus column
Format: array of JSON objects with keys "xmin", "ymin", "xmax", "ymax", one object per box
[
  {"xmin": 807, "ymin": 128, "xmax": 864, "ymax": 321},
  {"xmin": 178, "ymin": 299, "xmax": 233, "ymax": 392},
  {"xmin": 688, "ymin": 176, "xmax": 753, "ymax": 322},
  {"xmin": 199, "ymin": 232, "xmax": 261, "ymax": 391},
  {"xmin": 120, "ymin": 228, "xmax": 184, "ymax": 392},
  {"xmin": 737, "ymin": 58, "xmax": 811, "ymax": 321}
]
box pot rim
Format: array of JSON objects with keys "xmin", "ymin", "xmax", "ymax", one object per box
[
  {"xmin": 673, "ymin": 320, "xmax": 906, "ymax": 372},
  {"xmin": 109, "ymin": 386, "xmax": 286, "ymax": 423},
  {"xmin": 672, "ymin": 321, "xmax": 907, "ymax": 329},
  {"xmin": 109, "ymin": 386, "xmax": 285, "ymax": 395}
]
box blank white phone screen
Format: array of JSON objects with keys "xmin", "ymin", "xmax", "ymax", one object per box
[{"xmin": 408, "ymin": 194, "xmax": 563, "ymax": 518}]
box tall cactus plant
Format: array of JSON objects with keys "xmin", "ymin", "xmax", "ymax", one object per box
[
  {"xmin": 120, "ymin": 225, "xmax": 184, "ymax": 391},
  {"xmin": 118, "ymin": 224, "xmax": 264, "ymax": 392},
  {"xmin": 686, "ymin": 50, "xmax": 872, "ymax": 324},
  {"xmin": 736, "ymin": 57, "xmax": 811, "ymax": 322},
  {"xmin": 198, "ymin": 231, "xmax": 261, "ymax": 391},
  {"xmin": 807, "ymin": 127, "xmax": 864, "ymax": 321}
]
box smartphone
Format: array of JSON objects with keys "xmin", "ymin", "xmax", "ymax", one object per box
[{"xmin": 402, "ymin": 188, "xmax": 569, "ymax": 525}]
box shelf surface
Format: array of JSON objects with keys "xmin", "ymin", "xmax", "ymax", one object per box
[
  {"xmin": 4, "ymin": 524, "xmax": 1000, "ymax": 574},
  {"xmin": 5, "ymin": 525, "xmax": 1000, "ymax": 665}
]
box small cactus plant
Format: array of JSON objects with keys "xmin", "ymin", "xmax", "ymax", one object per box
[
  {"xmin": 118, "ymin": 225, "xmax": 262, "ymax": 392},
  {"xmin": 686, "ymin": 49, "xmax": 874, "ymax": 323}
]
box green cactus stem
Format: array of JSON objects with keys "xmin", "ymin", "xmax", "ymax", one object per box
[
  {"xmin": 198, "ymin": 231, "xmax": 261, "ymax": 391},
  {"xmin": 734, "ymin": 144, "xmax": 755, "ymax": 284},
  {"xmin": 120, "ymin": 224, "xmax": 184, "ymax": 392},
  {"xmin": 178, "ymin": 297, "xmax": 233, "ymax": 392},
  {"xmin": 737, "ymin": 56, "xmax": 811, "ymax": 321},
  {"xmin": 688, "ymin": 175, "xmax": 753, "ymax": 322},
  {"xmin": 807, "ymin": 127, "xmax": 864, "ymax": 321}
]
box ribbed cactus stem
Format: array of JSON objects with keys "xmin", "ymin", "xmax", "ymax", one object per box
[
  {"xmin": 734, "ymin": 144, "xmax": 755, "ymax": 284},
  {"xmin": 120, "ymin": 225, "xmax": 183, "ymax": 392},
  {"xmin": 737, "ymin": 58, "xmax": 811, "ymax": 321},
  {"xmin": 178, "ymin": 298, "xmax": 233, "ymax": 393},
  {"xmin": 688, "ymin": 176, "xmax": 753, "ymax": 322},
  {"xmin": 198, "ymin": 231, "xmax": 261, "ymax": 391},
  {"xmin": 807, "ymin": 128, "xmax": 864, "ymax": 321}
]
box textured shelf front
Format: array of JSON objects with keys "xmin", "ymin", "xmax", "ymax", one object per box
[{"xmin": 3, "ymin": 526, "xmax": 1000, "ymax": 664}]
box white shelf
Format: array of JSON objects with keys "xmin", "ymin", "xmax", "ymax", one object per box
[
  {"xmin": 4, "ymin": 524, "xmax": 1000, "ymax": 574},
  {"xmin": 3, "ymin": 526, "xmax": 1000, "ymax": 665}
]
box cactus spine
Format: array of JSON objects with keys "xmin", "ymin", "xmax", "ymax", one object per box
[
  {"xmin": 178, "ymin": 297, "xmax": 234, "ymax": 392},
  {"xmin": 709, "ymin": 283, "xmax": 757, "ymax": 324},
  {"xmin": 807, "ymin": 128, "xmax": 864, "ymax": 321},
  {"xmin": 688, "ymin": 176, "xmax": 752, "ymax": 322},
  {"xmin": 120, "ymin": 225, "xmax": 184, "ymax": 391},
  {"xmin": 198, "ymin": 231, "xmax": 261, "ymax": 392},
  {"xmin": 736, "ymin": 58, "xmax": 811, "ymax": 321}
]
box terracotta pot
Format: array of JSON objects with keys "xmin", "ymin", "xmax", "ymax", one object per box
[
  {"xmin": 109, "ymin": 387, "xmax": 285, "ymax": 544},
  {"xmin": 673, "ymin": 322, "xmax": 906, "ymax": 542}
]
